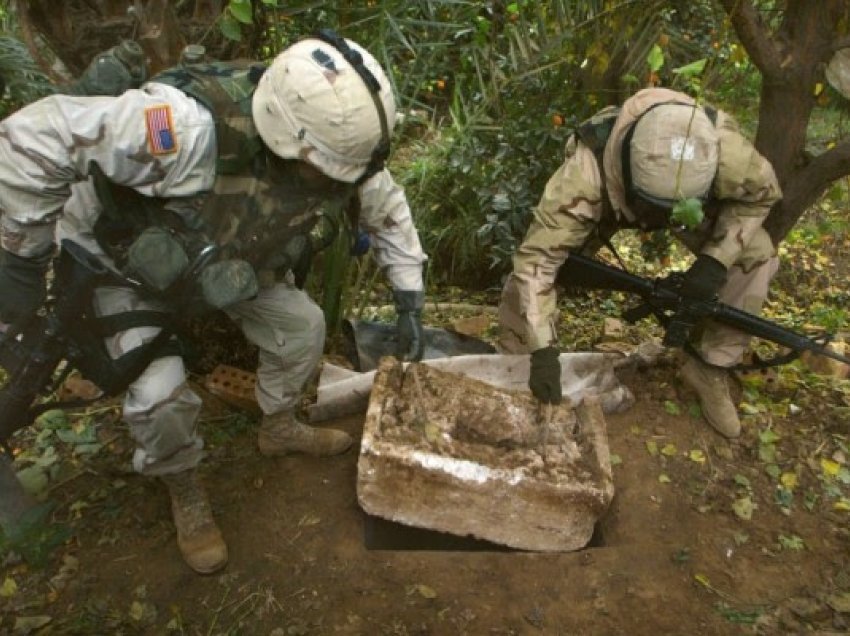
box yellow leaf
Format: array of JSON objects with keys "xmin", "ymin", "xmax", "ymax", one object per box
[
  {"xmin": 814, "ymin": 82, "xmax": 824, "ymax": 96},
  {"xmin": 416, "ymin": 584, "xmax": 437, "ymax": 599},
  {"xmin": 658, "ymin": 474, "xmax": 671, "ymax": 483},
  {"xmin": 661, "ymin": 444, "xmax": 678, "ymax": 456},
  {"xmin": 0, "ymin": 577, "xmax": 17, "ymax": 597},
  {"xmin": 694, "ymin": 573, "xmax": 711, "ymax": 588},
  {"xmin": 822, "ymin": 458, "xmax": 841, "ymax": 477},
  {"xmin": 834, "ymin": 499, "xmax": 850, "ymax": 512},
  {"xmin": 688, "ymin": 449, "xmax": 706, "ymax": 464},
  {"xmin": 129, "ymin": 601, "xmax": 145, "ymax": 621},
  {"xmin": 646, "ymin": 440, "xmax": 658, "ymax": 456},
  {"xmin": 780, "ymin": 473, "xmax": 798, "ymax": 489}
]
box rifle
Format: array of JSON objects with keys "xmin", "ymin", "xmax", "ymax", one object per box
[{"xmin": 557, "ymin": 252, "xmax": 850, "ymax": 368}]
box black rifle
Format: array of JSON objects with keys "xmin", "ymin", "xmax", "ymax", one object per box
[{"xmin": 557, "ymin": 252, "xmax": 850, "ymax": 367}]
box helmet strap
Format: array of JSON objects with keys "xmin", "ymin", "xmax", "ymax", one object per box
[{"xmin": 314, "ymin": 29, "xmax": 391, "ymax": 184}]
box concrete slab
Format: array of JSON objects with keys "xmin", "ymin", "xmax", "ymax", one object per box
[{"xmin": 357, "ymin": 358, "xmax": 615, "ymax": 551}]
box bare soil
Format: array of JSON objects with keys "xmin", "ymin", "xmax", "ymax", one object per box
[{"xmin": 2, "ymin": 357, "xmax": 850, "ymax": 635}]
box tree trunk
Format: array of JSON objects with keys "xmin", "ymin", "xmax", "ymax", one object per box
[{"xmin": 721, "ymin": 0, "xmax": 850, "ymax": 245}]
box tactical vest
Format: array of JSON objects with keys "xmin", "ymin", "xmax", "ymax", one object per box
[{"xmin": 92, "ymin": 60, "xmax": 356, "ymax": 287}]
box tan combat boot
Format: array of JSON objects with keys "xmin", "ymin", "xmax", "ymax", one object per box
[
  {"xmin": 161, "ymin": 470, "xmax": 228, "ymax": 574},
  {"xmin": 679, "ymin": 356, "xmax": 741, "ymax": 438},
  {"xmin": 258, "ymin": 411, "xmax": 353, "ymax": 457}
]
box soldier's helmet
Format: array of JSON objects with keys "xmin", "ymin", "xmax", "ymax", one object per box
[
  {"xmin": 628, "ymin": 103, "xmax": 719, "ymax": 208},
  {"xmin": 252, "ymin": 32, "xmax": 395, "ymax": 184}
]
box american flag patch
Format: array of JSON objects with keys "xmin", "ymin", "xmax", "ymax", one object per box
[{"xmin": 144, "ymin": 105, "xmax": 177, "ymax": 155}]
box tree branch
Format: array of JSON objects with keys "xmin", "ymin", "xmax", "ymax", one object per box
[
  {"xmin": 718, "ymin": 0, "xmax": 784, "ymax": 80},
  {"xmin": 798, "ymin": 139, "xmax": 850, "ymax": 190}
]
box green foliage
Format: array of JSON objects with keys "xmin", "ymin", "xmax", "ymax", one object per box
[
  {"xmin": 0, "ymin": 36, "xmax": 54, "ymax": 117},
  {"xmin": 670, "ymin": 197, "xmax": 705, "ymax": 230}
]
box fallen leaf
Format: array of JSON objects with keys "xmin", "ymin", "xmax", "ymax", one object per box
[
  {"xmin": 645, "ymin": 441, "xmax": 658, "ymax": 456},
  {"xmin": 658, "ymin": 474, "xmax": 671, "ymax": 483},
  {"xmin": 13, "ymin": 616, "xmax": 52, "ymax": 634},
  {"xmin": 661, "ymin": 444, "xmax": 678, "ymax": 457},
  {"xmin": 733, "ymin": 496, "xmax": 755, "ymax": 520},
  {"xmin": 0, "ymin": 577, "xmax": 18, "ymax": 597},
  {"xmin": 15, "ymin": 465, "xmax": 49, "ymax": 497},
  {"xmin": 833, "ymin": 499, "xmax": 850, "ymax": 512},
  {"xmin": 415, "ymin": 584, "xmax": 437, "ymax": 599},
  {"xmin": 780, "ymin": 473, "xmax": 798, "ymax": 489},
  {"xmin": 778, "ymin": 534, "xmax": 805, "ymax": 550},
  {"xmin": 129, "ymin": 601, "xmax": 145, "ymax": 622},
  {"xmin": 688, "ymin": 450, "xmax": 706, "ymax": 464},
  {"xmin": 821, "ymin": 457, "xmax": 841, "ymax": 477},
  {"xmin": 827, "ymin": 592, "xmax": 850, "ymax": 613},
  {"xmin": 694, "ymin": 573, "xmax": 711, "ymax": 588}
]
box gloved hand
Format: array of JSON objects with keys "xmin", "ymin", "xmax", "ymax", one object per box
[
  {"xmin": 393, "ymin": 289, "xmax": 425, "ymax": 362},
  {"xmin": 64, "ymin": 40, "xmax": 147, "ymax": 97},
  {"xmin": 198, "ymin": 259, "xmax": 259, "ymax": 310},
  {"xmin": 529, "ymin": 345, "xmax": 562, "ymax": 404},
  {"xmin": 0, "ymin": 247, "xmax": 51, "ymax": 325},
  {"xmin": 680, "ymin": 254, "xmax": 727, "ymax": 301}
]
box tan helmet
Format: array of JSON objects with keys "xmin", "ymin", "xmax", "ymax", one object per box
[
  {"xmin": 628, "ymin": 103, "xmax": 719, "ymax": 207},
  {"xmin": 252, "ymin": 32, "xmax": 395, "ymax": 184}
]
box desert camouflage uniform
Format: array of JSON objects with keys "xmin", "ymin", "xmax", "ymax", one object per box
[
  {"xmin": 0, "ymin": 82, "xmax": 425, "ymax": 476},
  {"xmin": 499, "ymin": 87, "xmax": 782, "ymax": 365}
]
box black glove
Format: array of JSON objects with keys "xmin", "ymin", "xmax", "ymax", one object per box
[
  {"xmin": 0, "ymin": 248, "xmax": 50, "ymax": 325},
  {"xmin": 680, "ymin": 254, "xmax": 727, "ymax": 301},
  {"xmin": 393, "ymin": 290, "xmax": 425, "ymax": 362},
  {"xmin": 529, "ymin": 346, "xmax": 562, "ymax": 404}
]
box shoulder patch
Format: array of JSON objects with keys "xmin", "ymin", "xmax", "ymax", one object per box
[{"xmin": 144, "ymin": 105, "xmax": 178, "ymax": 155}]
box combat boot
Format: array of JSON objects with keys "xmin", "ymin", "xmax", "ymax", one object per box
[
  {"xmin": 258, "ymin": 411, "xmax": 353, "ymax": 457},
  {"xmin": 161, "ymin": 470, "xmax": 228, "ymax": 574},
  {"xmin": 679, "ymin": 356, "xmax": 741, "ymax": 438}
]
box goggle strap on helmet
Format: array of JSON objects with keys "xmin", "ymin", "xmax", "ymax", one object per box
[
  {"xmin": 314, "ymin": 29, "xmax": 391, "ymax": 184},
  {"xmin": 622, "ymin": 100, "xmax": 718, "ymax": 209}
]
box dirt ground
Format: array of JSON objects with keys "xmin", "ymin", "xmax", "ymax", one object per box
[{"xmin": 2, "ymin": 351, "xmax": 850, "ymax": 636}]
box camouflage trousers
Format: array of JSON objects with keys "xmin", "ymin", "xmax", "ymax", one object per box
[{"xmin": 94, "ymin": 280, "xmax": 325, "ymax": 476}]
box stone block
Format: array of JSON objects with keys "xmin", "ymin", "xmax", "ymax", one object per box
[{"xmin": 357, "ymin": 358, "xmax": 615, "ymax": 551}]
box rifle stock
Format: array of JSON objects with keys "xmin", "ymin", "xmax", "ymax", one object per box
[{"xmin": 559, "ymin": 252, "xmax": 850, "ymax": 367}]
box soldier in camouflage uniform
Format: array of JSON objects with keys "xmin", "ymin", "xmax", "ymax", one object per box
[
  {"xmin": 0, "ymin": 34, "xmax": 427, "ymax": 574},
  {"xmin": 499, "ymin": 87, "xmax": 781, "ymax": 440}
]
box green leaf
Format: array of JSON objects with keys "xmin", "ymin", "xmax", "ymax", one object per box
[
  {"xmin": 35, "ymin": 409, "xmax": 68, "ymax": 430},
  {"xmin": 758, "ymin": 444, "xmax": 777, "ymax": 463},
  {"xmin": 764, "ymin": 463, "xmax": 781, "ymax": 479},
  {"xmin": 673, "ymin": 58, "xmax": 707, "ymax": 78},
  {"xmin": 663, "ymin": 400, "xmax": 681, "ymax": 415},
  {"xmin": 758, "ymin": 429, "xmax": 781, "ymax": 444},
  {"xmin": 778, "ymin": 534, "xmax": 805, "ymax": 550},
  {"xmin": 228, "ymin": 0, "xmax": 253, "ymax": 24},
  {"xmin": 670, "ymin": 198, "xmax": 704, "ymax": 229},
  {"xmin": 732, "ymin": 496, "xmax": 754, "ymax": 520},
  {"xmin": 646, "ymin": 44, "xmax": 665, "ymax": 73},
  {"xmin": 261, "ymin": 0, "xmax": 278, "ymax": 5},
  {"xmin": 733, "ymin": 474, "xmax": 751, "ymax": 489},
  {"xmin": 15, "ymin": 465, "xmax": 48, "ymax": 497},
  {"xmin": 219, "ymin": 14, "xmax": 242, "ymax": 41}
]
